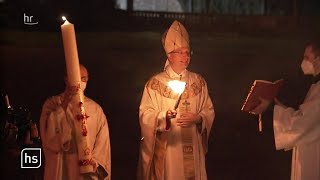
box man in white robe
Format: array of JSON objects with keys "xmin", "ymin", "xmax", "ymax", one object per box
[
  {"xmin": 252, "ymin": 41, "xmax": 320, "ymax": 180},
  {"xmin": 40, "ymin": 64, "xmax": 111, "ymax": 180},
  {"xmin": 137, "ymin": 20, "xmax": 215, "ymax": 180}
]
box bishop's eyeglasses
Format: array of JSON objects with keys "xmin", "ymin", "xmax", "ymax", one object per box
[{"xmin": 170, "ymin": 50, "xmax": 193, "ymax": 57}]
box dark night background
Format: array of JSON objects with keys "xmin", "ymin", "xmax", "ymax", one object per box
[{"xmin": 1, "ymin": 0, "xmax": 320, "ymax": 180}]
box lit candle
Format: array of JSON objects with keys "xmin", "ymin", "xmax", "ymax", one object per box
[
  {"xmin": 60, "ymin": 16, "xmax": 81, "ymax": 88},
  {"xmin": 4, "ymin": 94, "xmax": 11, "ymax": 108},
  {"xmin": 168, "ymin": 80, "xmax": 186, "ymax": 95},
  {"xmin": 168, "ymin": 80, "xmax": 186, "ymax": 110},
  {"xmin": 60, "ymin": 16, "xmax": 93, "ymax": 173}
]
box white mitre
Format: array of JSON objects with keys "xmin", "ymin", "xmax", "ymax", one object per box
[{"xmin": 162, "ymin": 20, "xmax": 190, "ymax": 70}]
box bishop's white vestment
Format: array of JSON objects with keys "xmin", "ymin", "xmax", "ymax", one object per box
[{"xmin": 138, "ymin": 65, "xmax": 215, "ymax": 180}]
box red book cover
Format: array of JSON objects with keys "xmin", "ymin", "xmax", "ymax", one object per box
[{"xmin": 241, "ymin": 79, "xmax": 284, "ymax": 113}]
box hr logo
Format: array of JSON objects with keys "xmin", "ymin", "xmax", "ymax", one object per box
[
  {"xmin": 21, "ymin": 148, "xmax": 41, "ymax": 168},
  {"xmin": 23, "ymin": 13, "xmax": 38, "ymax": 25}
]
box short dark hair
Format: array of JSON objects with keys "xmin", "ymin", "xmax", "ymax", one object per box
[{"xmin": 306, "ymin": 40, "xmax": 320, "ymax": 57}]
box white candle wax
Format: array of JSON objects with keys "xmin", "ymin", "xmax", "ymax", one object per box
[{"xmin": 61, "ymin": 19, "xmax": 81, "ymax": 87}]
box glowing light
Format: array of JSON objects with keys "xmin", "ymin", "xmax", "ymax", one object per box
[
  {"xmin": 62, "ymin": 16, "xmax": 67, "ymax": 21},
  {"xmin": 168, "ymin": 80, "xmax": 186, "ymax": 95}
]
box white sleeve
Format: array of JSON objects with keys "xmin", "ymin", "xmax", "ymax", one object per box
[{"xmin": 273, "ymin": 99, "xmax": 320, "ymax": 150}]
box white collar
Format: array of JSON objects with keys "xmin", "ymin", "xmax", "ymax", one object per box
[{"xmin": 165, "ymin": 65, "xmax": 187, "ymax": 79}]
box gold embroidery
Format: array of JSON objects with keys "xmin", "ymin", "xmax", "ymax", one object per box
[
  {"xmin": 191, "ymin": 82, "xmax": 201, "ymax": 94},
  {"xmin": 148, "ymin": 75, "xmax": 204, "ymax": 99},
  {"xmin": 181, "ymin": 127, "xmax": 195, "ymax": 179},
  {"xmin": 150, "ymin": 79, "xmax": 160, "ymax": 91},
  {"xmin": 163, "ymin": 86, "xmax": 171, "ymax": 98},
  {"xmin": 181, "ymin": 100, "xmax": 191, "ymax": 112},
  {"xmin": 183, "ymin": 145, "xmax": 193, "ymax": 154}
]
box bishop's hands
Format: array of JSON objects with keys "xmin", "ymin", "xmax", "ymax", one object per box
[
  {"xmin": 166, "ymin": 109, "xmax": 202, "ymax": 128},
  {"xmin": 165, "ymin": 109, "xmax": 177, "ymax": 130},
  {"xmin": 177, "ymin": 112, "xmax": 202, "ymax": 127},
  {"xmin": 166, "ymin": 109, "xmax": 177, "ymax": 120}
]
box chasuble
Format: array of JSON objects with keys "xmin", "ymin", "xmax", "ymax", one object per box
[{"xmin": 138, "ymin": 65, "xmax": 215, "ymax": 180}]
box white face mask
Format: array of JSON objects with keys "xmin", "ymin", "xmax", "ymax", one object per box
[
  {"xmin": 80, "ymin": 82, "xmax": 87, "ymax": 92},
  {"xmin": 301, "ymin": 60, "xmax": 315, "ymax": 75}
]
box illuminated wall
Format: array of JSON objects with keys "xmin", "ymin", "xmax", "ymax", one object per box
[{"xmin": 114, "ymin": 0, "xmax": 265, "ymax": 14}]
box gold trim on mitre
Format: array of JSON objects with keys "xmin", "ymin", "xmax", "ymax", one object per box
[{"xmin": 162, "ymin": 20, "xmax": 190, "ymax": 55}]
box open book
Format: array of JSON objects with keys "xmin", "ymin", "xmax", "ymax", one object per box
[{"xmin": 241, "ymin": 79, "xmax": 284, "ymax": 113}]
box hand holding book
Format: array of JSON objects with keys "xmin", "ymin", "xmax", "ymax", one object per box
[
  {"xmin": 251, "ymin": 97, "xmax": 287, "ymax": 115},
  {"xmin": 250, "ymin": 97, "xmax": 272, "ymax": 115},
  {"xmin": 241, "ymin": 79, "xmax": 284, "ymax": 132},
  {"xmin": 274, "ymin": 98, "xmax": 287, "ymax": 108},
  {"xmin": 241, "ymin": 79, "xmax": 284, "ymax": 114}
]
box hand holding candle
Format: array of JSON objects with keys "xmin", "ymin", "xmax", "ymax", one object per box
[
  {"xmin": 168, "ymin": 80, "xmax": 186, "ymax": 110},
  {"xmin": 164, "ymin": 80, "xmax": 186, "ymax": 130}
]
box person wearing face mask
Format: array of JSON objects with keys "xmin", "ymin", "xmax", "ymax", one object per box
[
  {"xmin": 251, "ymin": 41, "xmax": 320, "ymax": 180},
  {"xmin": 137, "ymin": 20, "xmax": 215, "ymax": 180},
  {"xmin": 39, "ymin": 64, "xmax": 111, "ymax": 180}
]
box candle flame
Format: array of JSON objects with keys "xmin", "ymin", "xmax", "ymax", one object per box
[
  {"xmin": 168, "ymin": 80, "xmax": 186, "ymax": 95},
  {"xmin": 62, "ymin": 16, "xmax": 67, "ymax": 21}
]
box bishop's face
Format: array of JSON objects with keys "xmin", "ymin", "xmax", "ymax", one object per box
[{"xmin": 168, "ymin": 47, "xmax": 191, "ymax": 74}]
